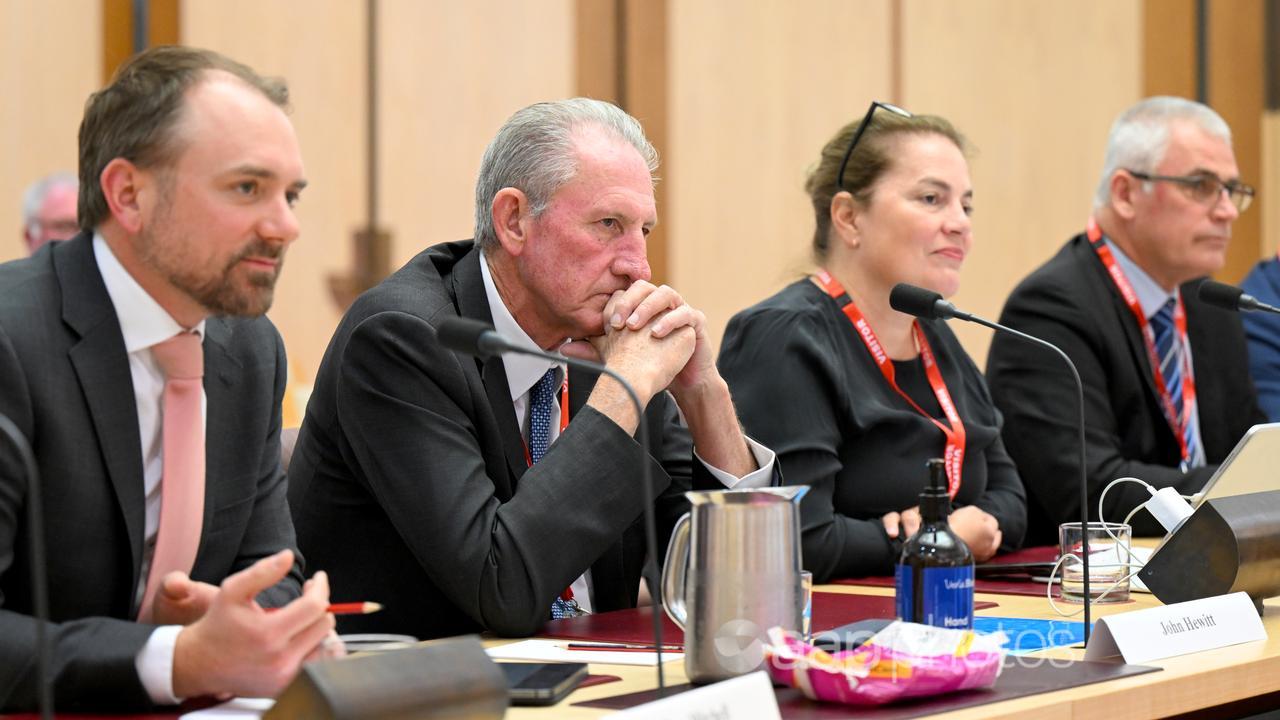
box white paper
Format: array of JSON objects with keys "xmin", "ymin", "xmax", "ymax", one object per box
[
  {"xmin": 486, "ymin": 638, "xmax": 683, "ymax": 666},
  {"xmin": 179, "ymin": 697, "xmax": 274, "ymax": 719},
  {"xmin": 1130, "ymin": 546, "xmax": 1152, "ymax": 593},
  {"xmin": 606, "ymin": 670, "xmax": 780, "ymax": 719},
  {"xmin": 1084, "ymin": 591, "xmax": 1267, "ymax": 664}
]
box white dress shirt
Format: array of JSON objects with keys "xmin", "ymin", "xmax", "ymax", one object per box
[
  {"xmin": 94, "ymin": 234, "xmax": 206, "ymax": 704},
  {"xmin": 479, "ymin": 252, "xmax": 775, "ymax": 612}
]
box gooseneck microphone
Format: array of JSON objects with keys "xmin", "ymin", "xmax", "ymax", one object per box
[
  {"xmin": 1198, "ymin": 279, "xmax": 1280, "ymax": 315},
  {"xmin": 435, "ymin": 316, "xmax": 667, "ymax": 689},
  {"xmin": 889, "ymin": 283, "xmax": 1094, "ymax": 643},
  {"xmin": 0, "ymin": 413, "xmax": 52, "ymax": 719}
]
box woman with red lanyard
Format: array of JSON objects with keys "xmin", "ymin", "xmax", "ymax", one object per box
[{"xmin": 718, "ymin": 105, "xmax": 1026, "ymax": 583}]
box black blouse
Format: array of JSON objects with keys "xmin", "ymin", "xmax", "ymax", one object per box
[{"xmin": 719, "ymin": 279, "xmax": 1027, "ymax": 582}]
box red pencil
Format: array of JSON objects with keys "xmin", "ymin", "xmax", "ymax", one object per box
[
  {"xmin": 267, "ymin": 602, "xmax": 382, "ymax": 615},
  {"xmin": 326, "ymin": 601, "xmax": 382, "ymax": 615}
]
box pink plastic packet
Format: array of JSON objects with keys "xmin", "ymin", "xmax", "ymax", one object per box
[{"xmin": 763, "ymin": 621, "xmax": 1006, "ymax": 706}]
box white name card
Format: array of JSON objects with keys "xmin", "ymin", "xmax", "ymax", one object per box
[
  {"xmin": 1084, "ymin": 591, "xmax": 1267, "ymax": 665},
  {"xmin": 607, "ymin": 671, "xmax": 781, "ymax": 720}
]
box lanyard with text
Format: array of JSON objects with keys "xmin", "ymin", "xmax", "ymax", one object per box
[
  {"xmin": 815, "ymin": 269, "xmax": 965, "ymax": 498},
  {"xmin": 1087, "ymin": 218, "xmax": 1196, "ymax": 465}
]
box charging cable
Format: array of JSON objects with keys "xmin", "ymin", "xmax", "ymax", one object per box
[{"xmin": 1046, "ymin": 476, "xmax": 1195, "ymax": 617}]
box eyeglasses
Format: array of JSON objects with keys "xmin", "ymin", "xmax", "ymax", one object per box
[
  {"xmin": 836, "ymin": 101, "xmax": 913, "ymax": 191},
  {"xmin": 1126, "ymin": 170, "xmax": 1255, "ymax": 213}
]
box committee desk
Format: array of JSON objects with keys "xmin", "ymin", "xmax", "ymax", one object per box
[
  {"xmin": 505, "ymin": 583, "xmax": 1280, "ymax": 720},
  {"xmin": 4, "ymin": 581, "xmax": 1278, "ymax": 719}
]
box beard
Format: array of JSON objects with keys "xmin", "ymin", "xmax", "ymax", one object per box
[{"xmin": 137, "ymin": 212, "xmax": 286, "ymax": 318}]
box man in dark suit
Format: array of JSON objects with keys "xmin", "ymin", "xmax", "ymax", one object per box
[
  {"xmin": 289, "ymin": 98, "xmax": 776, "ymax": 641},
  {"xmin": 0, "ymin": 47, "xmax": 335, "ymax": 712},
  {"xmin": 987, "ymin": 97, "xmax": 1262, "ymax": 543}
]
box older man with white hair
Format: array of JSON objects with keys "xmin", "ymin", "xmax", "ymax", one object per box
[
  {"xmin": 987, "ymin": 96, "xmax": 1263, "ymax": 543},
  {"xmin": 20, "ymin": 172, "xmax": 79, "ymax": 253},
  {"xmin": 289, "ymin": 98, "xmax": 777, "ymax": 641}
]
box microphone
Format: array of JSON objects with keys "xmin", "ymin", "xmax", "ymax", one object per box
[
  {"xmin": 1198, "ymin": 279, "xmax": 1280, "ymax": 315},
  {"xmin": 890, "ymin": 283, "xmax": 1095, "ymax": 643},
  {"xmin": 0, "ymin": 413, "xmax": 52, "ymax": 719},
  {"xmin": 889, "ymin": 283, "xmax": 976, "ymax": 322},
  {"xmin": 434, "ymin": 316, "xmax": 667, "ymax": 689}
]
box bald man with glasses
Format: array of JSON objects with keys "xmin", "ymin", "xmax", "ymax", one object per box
[{"xmin": 986, "ymin": 96, "xmax": 1263, "ymax": 544}]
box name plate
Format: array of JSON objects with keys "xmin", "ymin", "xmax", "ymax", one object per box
[
  {"xmin": 1084, "ymin": 592, "xmax": 1267, "ymax": 665},
  {"xmin": 609, "ymin": 671, "xmax": 781, "ymax": 720}
]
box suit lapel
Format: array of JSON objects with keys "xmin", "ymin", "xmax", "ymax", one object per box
[
  {"xmin": 1077, "ymin": 237, "xmax": 1166, "ymax": 411},
  {"xmin": 196, "ymin": 318, "xmax": 240, "ymax": 563},
  {"xmin": 451, "ymin": 247, "xmax": 527, "ymax": 490},
  {"xmin": 57, "ymin": 234, "xmax": 148, "ymax": 591}
]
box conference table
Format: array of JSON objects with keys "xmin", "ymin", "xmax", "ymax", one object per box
[
  {"xmin": 5, "ymin": 553, "xmax": 1279, "ymax": 719},
  {"xmin": 506, "ymin": 579, "xmax": 1280, "ymax": 719}
]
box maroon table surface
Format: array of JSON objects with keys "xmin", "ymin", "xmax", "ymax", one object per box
[
  {"xmin": 539, "ymin": 591, "xmax": 998, "ymax": 646},
  {"xmin": 832, "ymin": 545, "xmax": 1061, "ymax": 597}
]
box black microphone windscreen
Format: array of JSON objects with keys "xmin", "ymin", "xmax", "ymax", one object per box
[
  {"xmin": 1197, "ymin": 280, "xmax": 1244, "ymax": 311},
  {"xmin": 435, "ymin": 317, "xmax": 494, "ymax": 357},
  {"xmin": 889, "ymin": 283, "xmax": 944, "ymax": 319}
]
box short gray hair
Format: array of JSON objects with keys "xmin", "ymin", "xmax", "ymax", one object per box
[
  {"xmin": 473, "ymin": 98, "xmax": 659, "ymax": 250},
  {"xmin": 1093, "ymin": 96, "xmax": 1232, "ymax": 209},
  {"xmin": 22, "ymin": 172, "xmax": 78, "ymax": 225}
]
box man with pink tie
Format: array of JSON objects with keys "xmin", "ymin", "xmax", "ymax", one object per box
[{"xmin": 0, "ymin": 46, "xmax": 334, "ymax": 712}]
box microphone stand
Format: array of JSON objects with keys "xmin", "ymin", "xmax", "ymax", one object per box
[
  {"xmin": 441, "ymin": 323, "xmax": 668, "ymax": 690},
  {"xmin": 949, "ymin": 310, "xmax": 1093, "ymax": 643},
  {"xmin": 0, "ymin": 413, "xmax": 52, "ymax": 718}
]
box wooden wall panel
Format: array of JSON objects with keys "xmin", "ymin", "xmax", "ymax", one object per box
[
  {"xmin": 378, "ymin": 1, "xmax": 575, "ymax": 268},
  {"xmin": 1207, "ymin": 0, "xmax": 1265, "ymax": 282},
  {"xmin": 103, "ymin": 0, "xmax": 180, "ymax": 83},
  {"xmin": 901, "ymin": 0, "xmax": 1143, "ymax": 365},
  {"xmin": 666, "ymin": 0, "xmax": 893, "ymax": 349},
  {"xmin": 182, "ymin": 0, "xmax": 365, "ymax": 382},
  {"xmin": 0, "ymin": 0, "xmax": 101, "ymax": 263},
  {"xmin": 1265, "ymin": 112, "xmax": 1280, "ymax": 256},
  {"xmin": 1143, "ymin": 0, "xmax": 1197, "ymax": 99}
]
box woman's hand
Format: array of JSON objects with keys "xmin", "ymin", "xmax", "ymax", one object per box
[
  {"xmin": 948, "ymin": 505, "xmax": 1002, "ymax": 561},
  {"xmin": 881, "ymin": 506, "xmax": 921, "ymax": 540}
]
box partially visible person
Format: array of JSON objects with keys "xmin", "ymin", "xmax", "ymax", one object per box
[
  {"xmin": 289, "ymin": 98, "xmax": 777, "ymax": 641},
  {"xmin": 21, "ymin": 171, "xmax": 79, "ymax": 253},
  {"xmin": 0, "ymin": 46, "xmax": 337, "ymax": 712},
  {"xmin": 718, "ymin": 104, "xmax": 1026, "ymax": 583},
  {"xmin": 1241, "ymin": 255, "xmax": 1280, "ymax": 421},
  {"xmin": 987, "ymin": 97, "xmax": 1262, "ymax": 543}
]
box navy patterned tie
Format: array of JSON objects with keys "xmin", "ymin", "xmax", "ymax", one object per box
[
  {"xmin": 527, "ymin": 368, "xmax": 557, "ymax": 464},
  {"xmin": 529, "ymin": 368, "xmax": 581, "ymax": 618},
  {"xmin": 1150, "ymin": 299, "xmax": 1203, "ymax": 468}
]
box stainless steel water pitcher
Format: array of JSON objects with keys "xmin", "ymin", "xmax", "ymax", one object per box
[{"xmin": 661, "ymin": 486, "xmax": 808, "ymax": 683}]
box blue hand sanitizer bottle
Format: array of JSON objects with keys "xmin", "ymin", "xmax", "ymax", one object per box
[{"xmin": 895, "ymin": 458, "xmax": 974, "ymax": 629}]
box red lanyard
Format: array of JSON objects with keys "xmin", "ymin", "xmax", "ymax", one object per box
[
  {"xmin": 815, "ymin": 270, "xmax": 966, "ymax": 498},
  {"xmin": 522, "ymin": 373, "xmax": 570, "ymax": 467},
  {"xmin": 1087, "ymin": 218, "xmax": 1196, "ymax": 463}
]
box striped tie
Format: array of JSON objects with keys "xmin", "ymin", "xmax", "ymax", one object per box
[
  {"xmin": 1150, "ymin": 299, "xmax": 1203, "ymax": 468},
  {"xmin": 528, "ymin": 368, "xmax": 581, "ymax": 619}
]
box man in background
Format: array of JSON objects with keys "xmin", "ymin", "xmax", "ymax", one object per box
[
  {"xmin": 987, "ymin": 96, "xmax": 1262, "ymax": 542},
  {"xmin": 0, "ymin": 46, "xmax": 335, "ymax": 712},
  {"xmin": 20, "ymin": 172, "xmax": 79, "ymax": 253}
]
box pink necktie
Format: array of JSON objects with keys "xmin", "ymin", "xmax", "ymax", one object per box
[{"xmin": 137, "ymin": 332, "xmax": 205, "ymax": 623}]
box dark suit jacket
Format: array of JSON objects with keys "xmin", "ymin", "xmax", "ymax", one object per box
[
  {"xmin": 0, "ymin": 233, "xmax": 302, "ymax": 712},
  {"xmin": 987, "ymin": 234, "xmax": 1262, "ymax": 543},
  {"xmin": 1241, "ymin": 257, "xmax": 1280, "ymax": 421},
  {"xmin": 289, "ymin": 240, "xmax": 725, "ymax": 641}
]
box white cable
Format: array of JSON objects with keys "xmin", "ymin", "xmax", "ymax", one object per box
[{"xmin": 1045, "ymin": 477, "xmax": 1154, "ymax": 618}]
